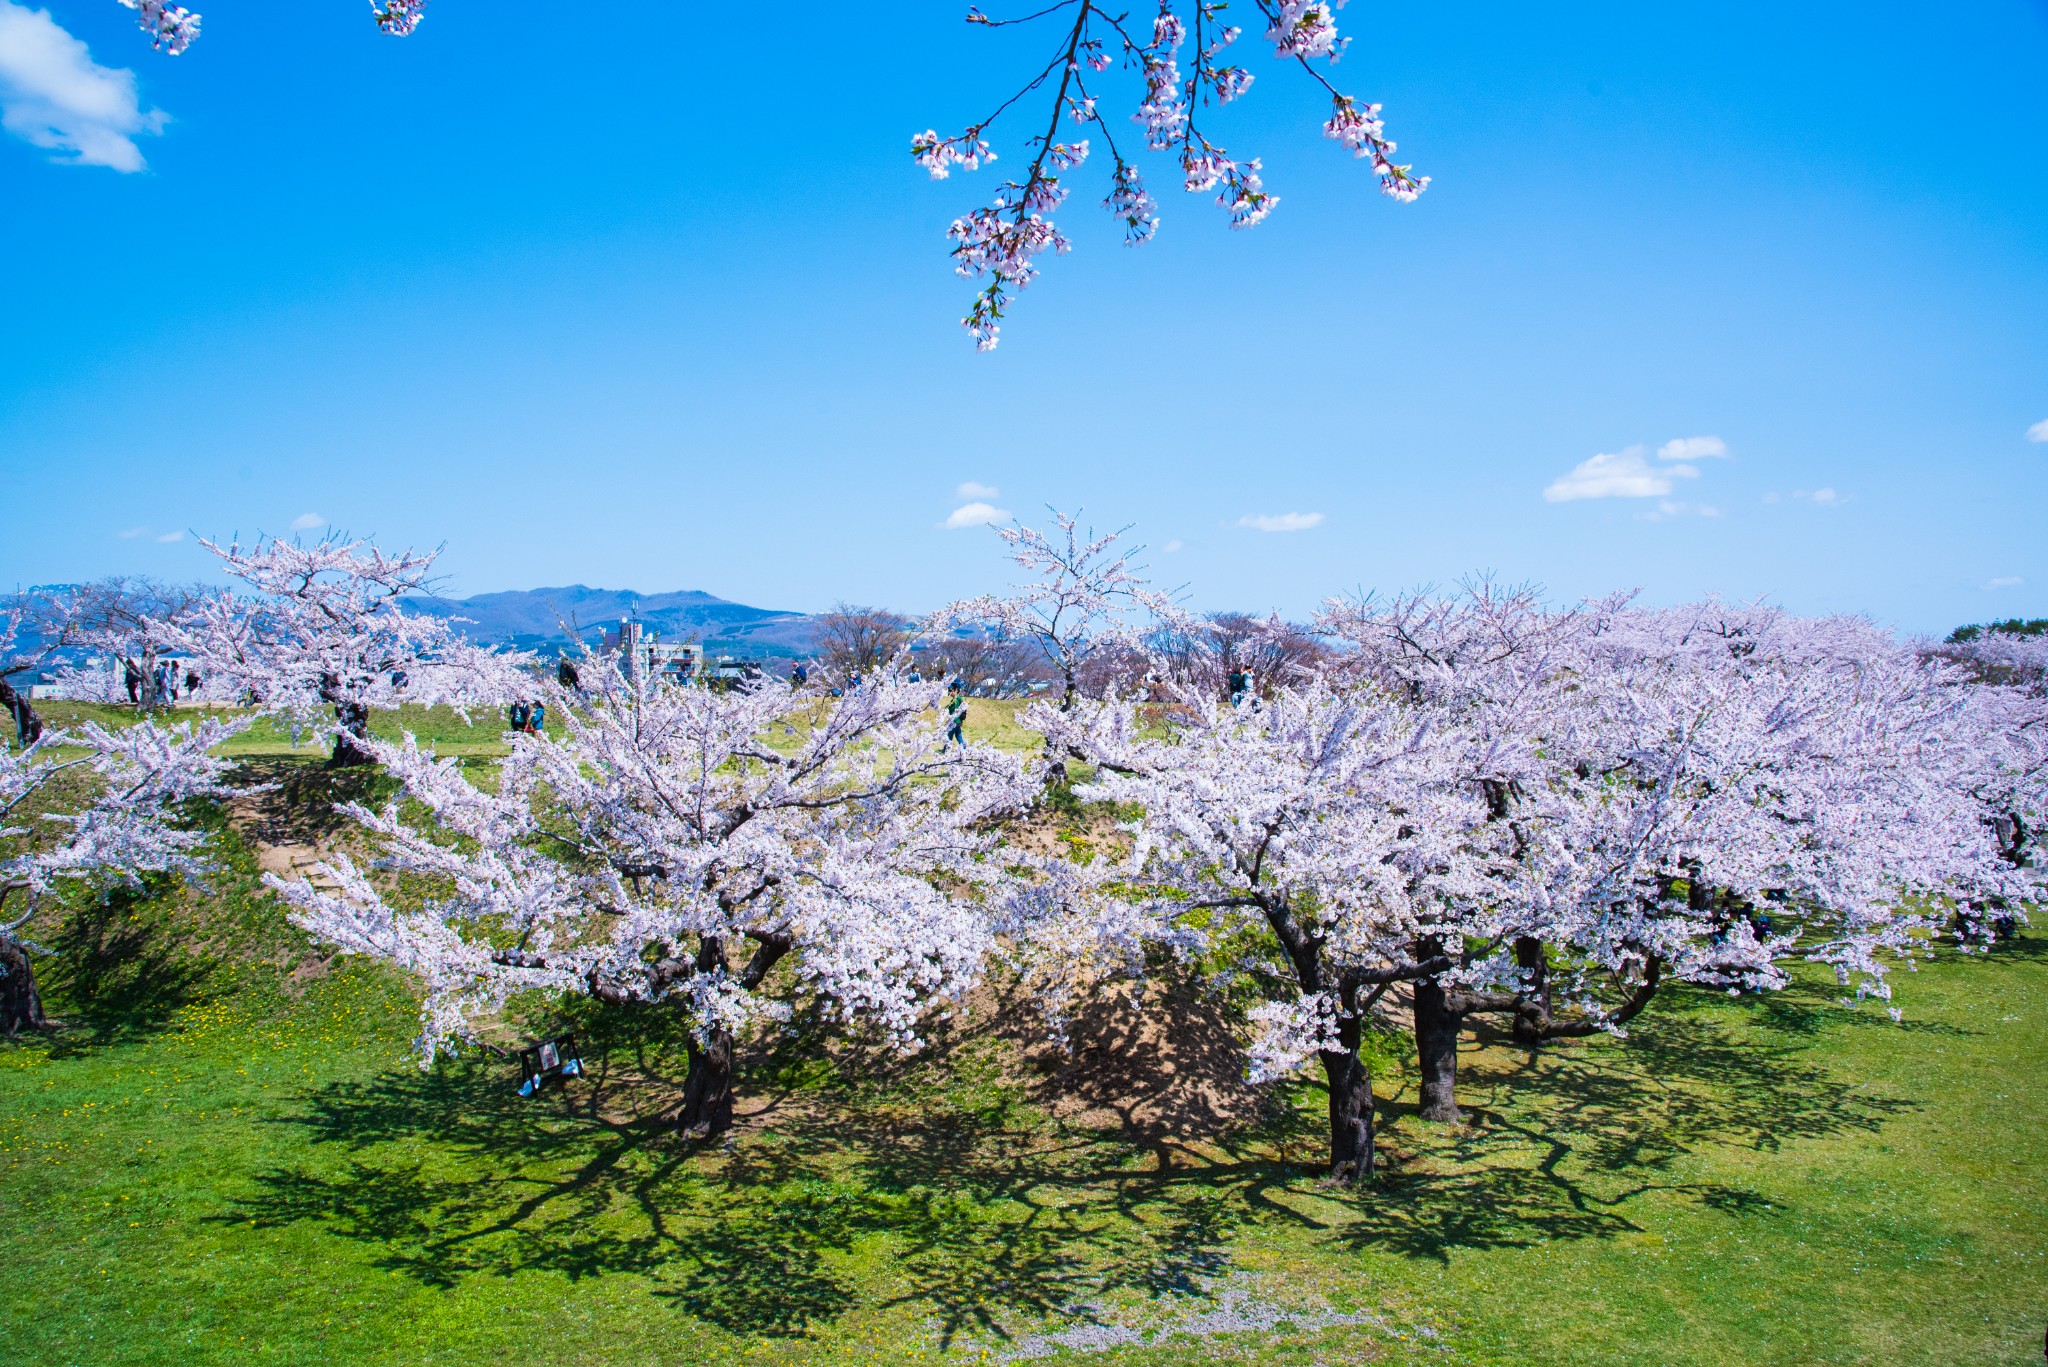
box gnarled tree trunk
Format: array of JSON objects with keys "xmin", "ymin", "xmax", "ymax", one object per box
[
  {"xmin": 671, "ymin": 930, "xmax": 792, "ymax": 1140},
  {"xmin": 677, "ymin": 1025, "xmax": 736, "ymax": 1138},
  {"xmin": 0, "ymin": 675, "xmax": 42, "ymax": 747},
  {"xmin": 1320, "ymin": 1034, "xmax": 1375, "ymax": 1184},
  {"xmin": 328, "ymin": 700, "xmax": 377, "ymax": 769},
  {"xmin": 0, "ymin": 937, "xmax": 53, "ymax": 1036},
  {"xmin": 1412, "ymin": 978, "xmax": 1466, "ymax": 1123},
  {"xmin": 1511, "ymin": 936, "xmax": 1552, "ymax": 1045}
]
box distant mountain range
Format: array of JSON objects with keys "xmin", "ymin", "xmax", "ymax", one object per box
[{"xmin": 405, "ymin": 586, "xmax": 821, "ymax": 658}]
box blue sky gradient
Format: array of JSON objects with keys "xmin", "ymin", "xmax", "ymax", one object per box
[{"xmin": 3, "ymin": 0, "xmax": 2045, "ymax": 633}]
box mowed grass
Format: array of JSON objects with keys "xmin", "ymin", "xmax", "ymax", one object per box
[
  {"xmin": 3, "ymin": 703, "xmax": 2041, "ymax": 1364},
  {"xmin": 28, "ymin": 701, "xmax": 516, "ymax": 760},
  {"xmin": 22, "ymin": 698, "xmax": 1048, "ymax": 763},
  {"xmin": 3, "ymin": 789, "xmax": 2042, "ymax": 1367}
]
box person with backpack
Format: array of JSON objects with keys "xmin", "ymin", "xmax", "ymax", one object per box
[{"xmin": 509, "ymin": 701, "xmax": 530, "ymax": 733}]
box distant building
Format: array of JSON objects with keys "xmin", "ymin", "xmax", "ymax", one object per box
[{"xmin": 600, "ymin": 620, "xmax": 704, "ymax": 684}]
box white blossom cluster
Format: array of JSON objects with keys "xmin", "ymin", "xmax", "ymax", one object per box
[
  {"xmin": 1, "ymin": 705, "xmax": 248, "ymax": 990},
  {"xmin": 165, "ymin": 535, "xmax": 527, "ymax": 759},
  {"xmin": 1028, "ymin": 583, "xmax": 2043, "ymax": 1081},
  {"xmin": 915, "ymin": 0, "xmax": 1426, "ymax": 347},
  {"xmin": 270, "ymin": 653, "xmax": 1040, "ymax": 1063}
]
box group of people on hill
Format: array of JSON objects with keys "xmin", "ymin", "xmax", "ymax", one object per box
[
  {"xmin": 123, "ymin": 659, "xmax": 199, "ymax": 706},
  {"xmin": 507, "ymin": 700, "xmax": 547, "ymax": 734}
]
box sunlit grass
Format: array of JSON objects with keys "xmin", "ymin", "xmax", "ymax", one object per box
[{"xmin": 2, "ymin": 799, "xmax": 2041, "ymax": 1365}]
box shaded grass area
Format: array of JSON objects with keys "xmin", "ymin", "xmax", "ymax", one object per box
[{"xmin": 2, "ymin": 840, "xmax": 2043, "ymax": 1365}]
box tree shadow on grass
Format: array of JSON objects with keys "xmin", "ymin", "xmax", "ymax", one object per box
[
  {"xmin": 1345, "ymin": 992, "xmax": 1919, "ymax": 1263},
  {"xmin": 230, "ymin": 981, "xmax": 1928, "ymax": 1345},
  {"xmin": 36, "ymin": 880, "xmax": 216, "ymax": 1048},
  {"xmin": 229, "ymin": 1040, "xmax": 1300, "ymax": 1345}
]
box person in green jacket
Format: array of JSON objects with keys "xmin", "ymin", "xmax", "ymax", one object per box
[{"xmin": 945, "ymin": 678, "xmax": 967, "ymax": 749}]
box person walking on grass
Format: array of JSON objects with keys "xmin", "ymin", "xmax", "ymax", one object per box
[
  {"xmin": 527, "ymin": 700, "xmax": 546, "ymax": 735},
  {"xmin": 945, "ymin": 677, "xmax": 967, "ymax": 750},
  {"xmin": 509, "ymin": 700, "xmax": 529, "ymax": 733}
]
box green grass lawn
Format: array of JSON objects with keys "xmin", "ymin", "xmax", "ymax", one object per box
[
  {"xmin": 4, "ymin": 805, "xmax": 2042, "ymax": 1367},
  {"xmin": 22, "ymin": 698, "xmax": 1044, "ymax": 763},
  {"xmin": 26, "ymin": 701, "xmax": 516, "ymax": 761}
]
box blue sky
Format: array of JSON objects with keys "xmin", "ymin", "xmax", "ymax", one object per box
[{"xmin": 2, "ymin": 0, "xmax": 2044, "ymax": 634}]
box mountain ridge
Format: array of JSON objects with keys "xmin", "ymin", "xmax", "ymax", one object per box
[{"xmin": 404, "ymin": 584, "xmax": 821, "ymax": 657}]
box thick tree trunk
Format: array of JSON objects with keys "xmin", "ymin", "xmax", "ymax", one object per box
[
  {"xmin": 677, "ymin": 1024, "xmax": 736, "ymax": 1138},
  {"xmin": 0, "ymin": 676, "xmax": 42, "ymax": 747},
  {"xmin": 1511, "ymin": 936, "xmax": 1552, "ymax": 1045},
  {"xmin": 327, "ymin": 701, "xmax": 377, "ymax": 769},
  {"xmin": 1319, "ymin": 1044, "xmax": 1375, "ymax": 1184},
  {"xmin": 0, "ymin": 938, "xmax": 53, "ymax": 1037},
  {"xmin": 669, "ymin": 931, "xmax": 795, "ymax": 1141},
  {"xmin": 1413, "ymin": 978, "xmax": 1465, "ymax": 1124}
]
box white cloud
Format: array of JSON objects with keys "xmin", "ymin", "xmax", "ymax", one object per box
[
  {"xmin": 1543, "ymin": 446, "xmax": 1695, "ymax": 502},
  {"xmin": 1987, "ymin": 576, "xmax": 2024, "ymax": 589},
  {"xmin": 1237, "ymin": 512, "xmax": 1324, "ymax": 533},
  {"xmin": 2026, "ymin": 419, "xmax": 2048, "ymax": 443},
  {"xmin": 0, "ymin": 2, "xmax": 164, "ymax": 172},
  {"xmin": 115, "ymin": 525, "xmax": 147, "ymax": 539},
  {"xmin": 1808, "ymin": 487, "xmax": 1841, "ymax": 505},
  {"xmin": 1656, "ymin": 435, "xmax": 1729, "ymax": 462},
  {"xmin": 954, "ymin": 481, "xmax": 999, "ymax": 501},
  {"xmin": 1643, "ymin": 500, "xmax": 1722, "ymax": 522},
  {"xmin": 1162, "ymin": 539, "xmax": 1184, "ymax": 553},
  {"xmin": 154, "ymin": 529, "xmax": 184, "ymax": 543},
  {"xmin": 289, "ymin": 512, "xmax": 326, "ymax": 531},
  {"xmin": 1760, "ymin": 491, "xmax": 1782, "ymax": 504},
  {"xmin": 943, "ymin": 500, "xmax": 1010, "ymax": 529}
]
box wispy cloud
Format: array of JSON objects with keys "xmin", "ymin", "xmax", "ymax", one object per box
[
  {"xmin": 1987, "ymin": 576, "xmax": 2024, "ymax": 589},
  {"xmin": 289, "ymin": 512, "xmax": 326, "ymax": 531},
  {"xmin": 1808, "ymin": 487, "xmax": 1842, "ymax": 506},
  {"xmin": 0, "ymin": 1, "xmax": 165, "ymax": 171},
  {"xmin": 154, "ymin": 529, "xmax": 184, "ymax": 543},
  {"xmin": 944, "ymin": 500, "xmax": 1010, "ymax": 529},
  {"xmin": 116, "ymin": 525, "xmax": 147, "ymax": 539},
  {"xmin": 954, "ymin": 481, "xmax": 999, "ymax": 501},
  {"xmin": 2026, "ymin": 419, "xmax": 2048, "ymax": 443},
  {"xmin": 1544, "ymin": 446, "xmax": 1695, "ymax": 502},
  {"xmin": 1656, "ymin": 435, "xmax": 1729, "ymax": 462},
  {"xmin": 1162, "ymin": 539, "xmax": 1184, "ymax": 553},
  {"xmin": 1237, "ymin": 512, "xmax": 1324, "ymax": 533},
  {"xmin": 1644, "ymin": 501, "xmax": 1721, "ymax": 521}
]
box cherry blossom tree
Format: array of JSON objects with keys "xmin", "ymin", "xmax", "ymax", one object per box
[
  {"xmin": 1314, "ymin": 582, "xmax": 1593, "ymax": 1121},
  {"xmin": 169, "ymin": 535, "xmax": 520, "ymax": 769},
  {"xmin": 0, "ymin": 592, "xmax": 64, "ymax": 747},
  {"xmin": 1930, "ymin": 629, "xmax": 2047, "ymax": 940},
  {"xmin": 948, "ymin": 510, "xmax": 1177, "ymax": 717},
  {"xmin": 1054, "ymin": 672, "xmax": 1515, "ymax": 1181},
  {"xmin": 271, "ymin": 654, "xmax": 1036, "ymax": 1137},
  {"xmin": 1, "ymin": 706, "xmax": 248, "ymax": 1033},
  {"xmin": 1317, "ymin": 596, "xmax": 2027, "ymax": 1124},
  {"xmin": 915, "ymin": 0, "xmax": 1428, "ymax": 346}
]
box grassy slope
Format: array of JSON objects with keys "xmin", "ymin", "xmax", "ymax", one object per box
[{"xmin": 3, "ymin": 702, "xmax": 2042, "ymax": 1364}]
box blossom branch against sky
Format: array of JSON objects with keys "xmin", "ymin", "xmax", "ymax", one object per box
[{"xmin": 914, "ymin": 0, "xmax": 1424, "ymax": 347}]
